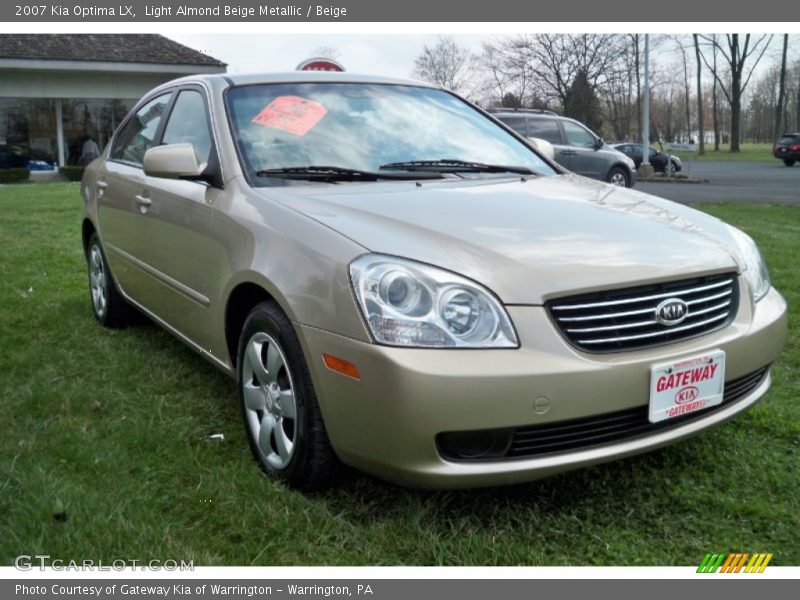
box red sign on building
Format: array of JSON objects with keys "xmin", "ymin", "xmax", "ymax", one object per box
[{"xmin": 296, "ymin": 57, "xmax": 345, "ymax": 72}]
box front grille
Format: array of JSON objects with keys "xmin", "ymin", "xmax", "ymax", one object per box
[
  {"xmin": 547, "ymin": 273, "xmax": 739, "ymax": 353},
  {"xmin": 437, "ymin": 366, "xmax": 769, "ymax": 462}
]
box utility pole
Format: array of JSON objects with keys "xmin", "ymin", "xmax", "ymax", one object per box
[{"xmin": 638, "ymin": 33, "xmax": 654, "ymax": 178}]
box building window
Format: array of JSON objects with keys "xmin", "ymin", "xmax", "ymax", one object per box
[
  {"xmin": 0, "ymin": 97, "xmax": 136, "ymax": 169},
  {"xmin": 61, "ymin": 98, "xmax": 136, "ymax": 165},
  {"xmin": 0, "ymin": 98, "xmax": 57, "ymax": 167}
]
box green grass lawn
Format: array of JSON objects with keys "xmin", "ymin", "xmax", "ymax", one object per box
[
  {"xmin": 1, "ymin": 182, "xmax": 798, "ymax": 566},
  {"xmin": 671, "ymin": 143, "xmax": 776, "ymax": 163}
]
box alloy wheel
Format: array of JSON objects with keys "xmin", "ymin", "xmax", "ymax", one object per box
[
  {"xmin": 609, "ymin": 171, "xmax": 627, "ymax": 186},
  {"xmin": 89, "ymin": 244, "xmax": 108, "ymax": 318},
  {"xmin": 242, "ymin": 332, "xmax": 298, "ymax": 470}
]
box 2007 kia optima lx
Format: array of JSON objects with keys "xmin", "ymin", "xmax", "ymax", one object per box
[{"xmin": 80, "ymin": 72, "xmax": 787, "ymax": 490}]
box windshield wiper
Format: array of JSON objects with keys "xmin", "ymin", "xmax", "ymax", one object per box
[
  {"xmin": 379, "ymin": 159, "xmax": 535, "ymax": 175},
  {"xmin": 256, "ymin": 165, "xmax": 444, "ymax": 182}
]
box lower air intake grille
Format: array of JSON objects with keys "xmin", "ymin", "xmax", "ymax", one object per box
[
  {"xmin": 547, "ymin": 273, "xmax": 739, "ymax": 353},
  {"xmin": 438, "ymin": 366, "xmax": 769, "ymax": 462}
]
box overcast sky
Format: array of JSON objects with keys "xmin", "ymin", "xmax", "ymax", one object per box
[
  {"xmin": 167, "ymin": 33, "xmax": 796, "ymax": 83},
  {"xmin": 168, "ymin": 33, "xmax": 493, "ymax": 77}
]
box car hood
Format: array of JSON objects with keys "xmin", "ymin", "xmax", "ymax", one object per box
[{"xmin": 255, "ymin": 174, "xmax": 742, "ymax": 304}]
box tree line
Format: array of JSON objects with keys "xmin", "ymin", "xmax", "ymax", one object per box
[{"xmin": 411, "ymin": 34, "xmax": 797, "ymax": 153}]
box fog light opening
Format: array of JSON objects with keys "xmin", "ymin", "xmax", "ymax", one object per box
[{"xmin": 437, "ymin": 428, "xmax": 512, "ymax": 460}]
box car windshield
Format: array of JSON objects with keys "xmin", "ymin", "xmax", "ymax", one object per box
[
  {"xmin": 225, "ymin": 82, "xmax": 556, "ymax": 185},
  {"xmin": 778, "ymin": 135, "xmax": 798, "ymax": 145}
]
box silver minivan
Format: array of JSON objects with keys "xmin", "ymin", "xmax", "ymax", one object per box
[{"xmin": 490, "ymin": 108, "xmax": 637, "ymax": 187}]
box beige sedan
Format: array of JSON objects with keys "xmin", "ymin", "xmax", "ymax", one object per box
[{"xmin": 81, "ymin": 72, "xmax": 787, "ymax": 490}]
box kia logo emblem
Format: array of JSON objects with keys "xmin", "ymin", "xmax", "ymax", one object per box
[
  {"xmin": 675, "ymin": 385, "xmax": 699, "ymax": 404},
  {"xmin": 655, "ymin": 298, "xmax": 689, "ymax": 326}
]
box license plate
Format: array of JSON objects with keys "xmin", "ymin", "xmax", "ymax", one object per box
[{"xmin": 648, "ymin": 351, "xmax": 725, "ymax": 423}]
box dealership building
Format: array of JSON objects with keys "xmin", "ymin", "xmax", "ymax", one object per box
[{"xmin": 0, "ymin": 34, "xmax": 226, "ymax": 168}]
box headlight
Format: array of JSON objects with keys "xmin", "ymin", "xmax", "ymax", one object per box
[
  {"xmin": 349, "ymin": 254, "xmax": 518, "ymax": 348},
  {"xmin": 726, "ymin": 225, "xmax": 771, "ymax": 302}
]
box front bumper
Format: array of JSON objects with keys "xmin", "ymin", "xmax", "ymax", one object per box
[
  {"xmin": 296, "ymin": 284, "xmax": 787, "ymax": 488},
  {"xmin": 627, "ymin": 166, "xmax": 638, "ymax": 187}
]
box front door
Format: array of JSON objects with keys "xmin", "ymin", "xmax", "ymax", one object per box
[
  {"xmin": 561, "ymin": 120, "xmax": 604, "ymax": 179},
  {"xmin": 123, "ymin": 87, "xmax": 223, "ymax": 352}
]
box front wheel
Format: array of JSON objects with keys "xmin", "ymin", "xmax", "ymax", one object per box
[
  {"xmin": 783, "ymin": 158, "xmax": 795, "ymax": 167},
  {"xmin": 237, "ymin": 301, "xmax": 342, "ymax": 491},
  {"xmin": 607, "ymin": 167, "xmax": 629, "ymax": 187}
]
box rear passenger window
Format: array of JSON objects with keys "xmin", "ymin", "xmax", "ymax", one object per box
[
  {"xmin": 527, "ymin": 118, "xmax": 562, "ymax": 144},
  {"xmin": 111, "ymin": 93, "xmax": 172, "ymax": 165},
  {"xmin": 498, "ymin": 116, "xmax": 527, "ymax": 136},
  {"xmin": 162, "ymin": 90, "xmax": 213, "ymax": 163}
]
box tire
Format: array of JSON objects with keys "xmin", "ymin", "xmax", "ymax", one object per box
[
  {"xmin": 237, "ymin": 300, "xmax": 342, "ymax": 491},
  {"xmin": 86, "ymin": 233, "xmax": 133, "ymax": 328},
  {"xmin": 607, "ymin": 166, "xmax": 629, "ymax": 187},
  {"xmin": 783, "ymin": 158, "xmax": 795, "ymax": 167}
]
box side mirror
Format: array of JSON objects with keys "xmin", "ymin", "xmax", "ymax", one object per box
[
  {"xmin": 143, "ymin": 143, "xmax": 207, "ymax": 180},
  {"xmin": 594, "ymin": 137, "xmax": 605, "ymax": 150},
  {"xmin": 527, "ymin": 137, "xmax": 556, "ymax": 161}
]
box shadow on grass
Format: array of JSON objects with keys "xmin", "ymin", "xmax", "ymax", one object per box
[{"xmin": 68, "ymin": 292, "xmax": 757, "ymax": 534}]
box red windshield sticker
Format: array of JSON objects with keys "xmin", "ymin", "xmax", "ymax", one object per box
[{"xmin": 251, "ymin": 96, "xmax": 327, "ymax": 136}]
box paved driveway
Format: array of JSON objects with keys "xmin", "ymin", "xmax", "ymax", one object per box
[{"xmin": 636, "ymin": 160, "xmax": 800, "ymax": 205}]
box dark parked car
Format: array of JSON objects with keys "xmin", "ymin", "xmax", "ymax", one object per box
[
  {"xmin": 773, "ymin": 133, "xmax": 800, "ymax": 166},
  {"xmin": 612, "ymin": 143, "xmax": 682, "ymax": 176},
  {"xmin": 0, "ymin": 144, "xmax": 28, "ymax": 169},
  {"xmin": 489, "ymin": 109, "xmax": 637, "ymax": 187}
]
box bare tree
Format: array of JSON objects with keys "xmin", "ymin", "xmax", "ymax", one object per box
[
  {"xmin": 412, "ymin": 36, "xmax": 474, "ymax": 93},
  {"xmin": 693, "ymin": 34, "xmax": 705, "ymax": 154},
  {"xmin": 796, "ymin": 64, "xmax": 800, "ymax": 133},
  {"xmin": 711, "ymin": 36, "xmax": 720, "ymax": 151},
  {"xmin": 310, "ymin": 45, "xmax": 341, "ymax": 60},
  {"xmin": 476, "ymin": 39, "xmax": 540, "ymax": 107},
  {"xmin": 699, "ymin": 34, "xmax": 773, "ymax": 151},
  {"xmin": 602, "ymin": 35, "xmax": 640, "ymax": 141},
  {"xmin": 631, "ymin": 34, "xmax": 642, "ymax": 140},
  {"xmin": 526, "ymin": 34, "xmax": 627, "ymax": 106},
  {"xmin": 672, "ymin": 37, "xmax": 693, "ymax": 142},
  {"xmin": 774, "ymin": 34, "xmax": 789, "ymax": 139}
]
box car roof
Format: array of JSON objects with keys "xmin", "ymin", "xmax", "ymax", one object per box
[
  {"xmin": 487, "ymin": 108, "xmax": 559, "ymax": 116},
  {"xmin": 165, "ymin": 71, "xmax": 437, "ymax": 89}
]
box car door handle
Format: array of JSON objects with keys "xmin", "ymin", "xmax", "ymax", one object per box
[
  {"xmin": 96, "ymin": 180, "xmax": 108, "ymax": 189},
  {"xmin": 135, "ymin": 194, "xmax": 152, "ymax": 208}
]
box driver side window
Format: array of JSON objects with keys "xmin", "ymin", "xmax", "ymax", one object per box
[
  {"xmin": 161, "ymin": 90, "xmax": 213, "ymax": 163},
  {"xmin": 562, "ymin": 121, "xmax": 596, "ymax": 148}
]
